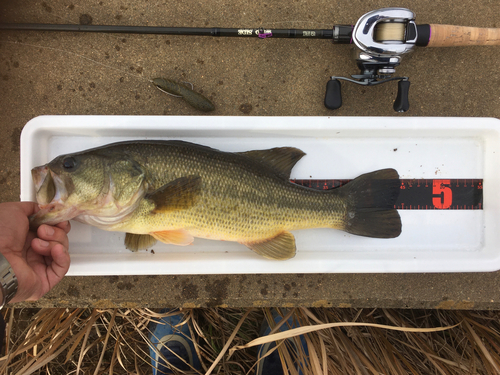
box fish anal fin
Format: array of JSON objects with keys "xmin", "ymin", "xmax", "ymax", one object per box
[
  {"xmin": 242, "ymin": 231, "xmax": 296, "ymax": 260},
  {"xmin": 238, "ymin": 147, "xmax": 305, "ymax": 179},
  {"xmin": 125, "ymin": 233, "xmax": 157, "ymax": 252},
  {"xmin": 148, "ymin": 176, "xmax": 201, "ymax": 213},
  {"xmin": 151, "ymin": 229, "xmax": 194, "ymax": 246}
]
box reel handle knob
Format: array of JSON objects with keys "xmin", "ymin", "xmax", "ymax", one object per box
[
  {"xmin": 393, "ymin": 80, "xmax": 410, "ymax": 112},
  {"xmin": 324, "ymin": 78, "xmax": 342, "ymax": 110}
]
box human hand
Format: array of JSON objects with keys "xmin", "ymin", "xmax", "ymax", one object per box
[{"xmin": 0, "ymin": 202, "xmax": 71, "ymax": 303}]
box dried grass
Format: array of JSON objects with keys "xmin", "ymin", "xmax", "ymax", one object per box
[{"xmin": 0, "ymin": 307, "xmax": 499, "ymax": 375}]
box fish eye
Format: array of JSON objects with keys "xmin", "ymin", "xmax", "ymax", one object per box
[{"xmin": 62, "ymin": 157, "xmax": 77, "ymax": 170}]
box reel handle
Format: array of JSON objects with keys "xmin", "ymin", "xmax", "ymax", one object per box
[
  {"xmin": 323, "ymin": 77, "xmax": 410, "ymax": 112},
  {"xmin": 324, "ymin": 79, "xmax": 342, "ymax": 110},
  {"xmin": 393, "ymin": 80, "xmax": 410, "ymax": 112}
]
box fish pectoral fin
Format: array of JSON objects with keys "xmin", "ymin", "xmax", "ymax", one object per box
[
  {"xmin": 150, "ymin": 229, "xmax": 194, "ymax": 246},
  {"xmin": 242, "ymin": 232, "xmax": 296, "ymax": 260},
  {"xmin": 238, "ymin": 147, "xmax": 305, "ymax": 180},
  {"xmin": 147, "ymin": 176, "xmax": 202, "ymax": 213},
  {"xmin": 125, "ymin": 233, "xmax": 158, "ymax": 252}
]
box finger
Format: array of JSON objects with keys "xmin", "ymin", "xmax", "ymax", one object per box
[
  {"xmin": 31, "ymin": 236, "xmax": 70, "ymax": 256},
  {"xmin": 17, "ymin": 201, "xmax": 40, "ymax": 216},
  {"xmin": 29, "ymin": 239, "xmax": 71, "ymax": 289},
  {"xmin": 37, "ymin": 224, "xmax": 70, "ymax": 250},
  {"xmin": 47, "ymin": 243, "xmax": 71, "ymax": 283},
  {"xmin": 55, "ymin": 221, "xmax": 71, "ymax": 234},
  {"xmin": 31, "ymin": 238, "xmax": 56, "ymax": 256}
]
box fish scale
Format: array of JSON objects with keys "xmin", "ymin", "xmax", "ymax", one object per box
[
  {"xmin": 125, "ymin": 145, "xmax": 326, "ymax": 238},
  {"xmin": 30, "ymin": 140, "xmax": 402, "ymax": 260}
]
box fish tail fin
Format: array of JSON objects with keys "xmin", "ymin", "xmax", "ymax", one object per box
[{"xmin": 339, "ymin": 168, "xmax": 401, "ymax": 238}]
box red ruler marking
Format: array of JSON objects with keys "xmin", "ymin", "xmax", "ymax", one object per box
[{"xmin": 290, "ymin": 178, "xmax": 483, "ymax": 210}]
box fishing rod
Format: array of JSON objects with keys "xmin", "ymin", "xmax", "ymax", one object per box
[{"xmin": 1, "ymin": 8, "xmax": 499, "ymax": 112}]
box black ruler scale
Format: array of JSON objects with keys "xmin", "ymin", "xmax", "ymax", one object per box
[{"xmin": 290, "ymin": 179, "xmax": 484, "ymax": 210}]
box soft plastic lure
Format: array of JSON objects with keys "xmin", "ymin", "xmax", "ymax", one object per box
[{"xmin": 152, "ymin": 77, "xmax": 215, "ymax": 112}]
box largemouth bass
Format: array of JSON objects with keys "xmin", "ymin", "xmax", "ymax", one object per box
[{"xmin": 30, "ymin": 141, "xmax": 401, "ymax": 260}]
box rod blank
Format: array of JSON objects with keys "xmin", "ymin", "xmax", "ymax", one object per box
[{"xmin": 0, "ymin": 23, "xmax": 336, "ymax": 39}]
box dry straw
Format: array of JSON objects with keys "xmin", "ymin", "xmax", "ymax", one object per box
[{"xmin": 0, "ymin": 307, "xmax": 499, "ymax": 374}]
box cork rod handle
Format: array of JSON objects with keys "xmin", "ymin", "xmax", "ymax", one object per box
[{"xmin": 427, "ymin": 24, "xmax": 500, "ymax": 47}]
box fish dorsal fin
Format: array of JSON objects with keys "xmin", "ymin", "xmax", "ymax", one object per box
[
  {"xmin": 147, "ymin": 176, "xmax": 201, "ymax": 213},
  {"xmin": 150, "ymin": 229, "xmax": 194, "ymax": 246},
  {"xmin": 238, "ymin": 147, "xmax": 305, "ymax": 179},
  {"xmin": 242, "ymin": 231, "xmax": 296, "ymax": 260},
  {"xmin": 125, "ymin": 233, "xmax": 157, "ymax": 251}
]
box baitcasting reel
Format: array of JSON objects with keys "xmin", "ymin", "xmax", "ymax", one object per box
[{"xmin": 324, "ymin": 8, "xmax": 428, "ymax": 112}]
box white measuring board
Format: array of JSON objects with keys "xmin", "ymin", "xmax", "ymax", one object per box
[{"xmin": 19, "ymin": 116, "xmax": 500, "ymax": 275}]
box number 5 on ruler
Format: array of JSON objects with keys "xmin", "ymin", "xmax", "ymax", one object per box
[{"xmin": 432, "ymin": 180, "xmax": 452, "ymax": 209}]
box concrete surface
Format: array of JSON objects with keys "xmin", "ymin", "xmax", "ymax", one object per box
[{"xmin": 1, "ymin": 0, "xmax": 500, "ymax": 309}]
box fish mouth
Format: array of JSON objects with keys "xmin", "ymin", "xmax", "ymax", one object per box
[
  {"xmin": 31, "ymin": 165, "xmax": 68, "ymax": 207},
  {"xmin": 30, "ymin": 165, "xmax": 75, "ymax": 229}
]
